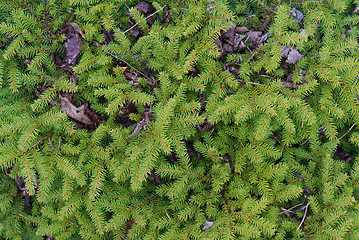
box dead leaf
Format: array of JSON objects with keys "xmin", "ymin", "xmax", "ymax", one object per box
[
  {"xmin": 59, "ymin": 94, "xmax": 92, "ymax": 125},
  {"xmin": 233, "ymin": 34, "xmax": 246, "ymax": 50},
  {"xmin": 61, "ymin": 25, "xmax": 83, "ymax": 66},
  {"xmin": 289, "ymin": 8, "xmax": 304, "ymax": 23},
  {"xmin": 161, "ymin": 8, "xmax": 170, "ymax": 23},
  {"xmin": 69, "ymin": 22, "xmax": 86, "ymax": 39},
  {"xmin": 281, "ymin": 46, "xmax": 303, "ymax": 64},
  {"xmin": 247, "ymin": 31, "xmax": 262, "ymax": 43},
  {"xmin": 148, "ymin": 169, "xmax": 162, "ymax": 185},
  {"xmin": 197, "ymin": 120, "xmax": 213, "ymax": 132},
  {"xmin": 202, "ymin": 220, "xmax": 215, "ymax": 231},
  {"xmin": 128, "ymin": 109, "xmax": 151, "ymax": 138},
  {"xmin": 135, "ymin": 1, "xmax": 155, "ymax": 25},
  {"xmin": 119, "ymin": 101, "xmax": 137, "ymax": 115},
  {"xmin": 235, "ymin": 26, "xmax": 249, "ymax": 33},
  {"xmin": 282, "ymin": 81, "xmax": 299, "ymax": 88},
  {"xmin": 102, "ymin": 27, "xmax": 114, "ymax": 45},
  {"xmin": 246, "ymin": 30, "xmax": 269, "ymax": 47}
]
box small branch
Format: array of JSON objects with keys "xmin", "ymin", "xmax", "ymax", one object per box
[
  {"xmin": 279, "ymin": 202, "xmax": 304, "ymax": 215},
  {"xmin": 297, "ymin": 203, "xmax": 309, "ymax": 230},
  {"xmin": 338, "ymin": 123, "xmax": 356, "ymax": 141},
  {"xmin": 105, "ymin": 51, "xmax": 150, "ymax": 80},
  {"xmin": 124, "ymin": 5, "xmax": 166, "ymax": 34}
]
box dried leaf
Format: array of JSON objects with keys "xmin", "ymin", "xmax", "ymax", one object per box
[
  {"xmin": 233, "ymin": 34, "xmax": 246, "ymax": 50},
  {"xmin": 235, "ymin": 26, "xmax": 249, "ymax": 33},
  {"xmin": 135, "ymin": 1, "xmax": 155, "ymax": 25},
  {"xmin": 289, "ymin": 8, "xmax": 304, "ymax": 23},
  {"xmin": 102, "ymin": 28, "xmax": 114, "ymax": 45},
  {"xmin": 281, "ymin": 46, "xmax": 303, "ymax": 64},
  {"xmin": 62, "ymin": 25, "xmax": 83, "ymax": 66},
  {"xmin": 69, "ymin": 22, "xmax": 86, "ymax": 39},
  {"xmin": 59, "ymin": 94, "xmax": 92, "ymax": 125},
  {"xmin": 202, "ymin": 220, "xmax": 214, "ymax": 231},
  {"xmin": 282, "ymin": 81, "xmax": 299, "ymax": 88},
  {"xmin": 128, "ymin": 109, "xmax": 151, "ymax": 138},
  {"xmin": 247, "ymin": 31, "xmax": 262, "ymax": 43}
]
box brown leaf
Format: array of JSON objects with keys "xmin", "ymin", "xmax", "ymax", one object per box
[
  {"xmin": 247, "ymin": 31, "xmax": 262, "ymax": 43},
  {"xmin": 62, "ymin": 25, "xmax": 83, "ymax": 66},
  {"xmin": 281, "ymin": 46, "xmax": 303, "ymax": 64},
  {"xmin": 161, "ymin": 8, "xmax": 170, "ymax": 23},
  {"xmin": 289, "ymin": 8, "xmax": 304, "ymax": 23},
  {"xmin": 128, "ymin": 109, "xmax": 151, "ymax": 138},
  {"xmin": 102, "ymin": 28, "xmax": 114, "ymax": 45},
  {"xmin": 135, "ymin": 1, "xmax": 155, "ymax": 25},
  {"xmin": 69, "ymin": 22, "xmax": 86, "ymax": 39},
  {"xmin": 235, "ymin": 26, "xmax": 249, "ymax": 33},
  {"xmin": 282, "ymin": 81, "xmax": 299, "ymax": 88},
  {"xmin": 148, "ymin": 169, "xmax": 162, "ymax": 185},
  {"xmin": 119, "ymin": 101, "xmax": 137, "ymax": 115},
  {"xmin": 233, "ymin": 34, "xmax": 246, "ymax": 50},
  {"xmin": 59, "ymin": 94, "xmax": 92, "ymax": 125}
]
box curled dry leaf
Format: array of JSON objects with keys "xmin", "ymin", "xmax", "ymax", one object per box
[
  {"xmin": 59, "ymin": 94, "xmax": 92, "ymax": 125},
  {"xmin": 128, "ymin": 109, "xmax": 151, "ymax": 138}
]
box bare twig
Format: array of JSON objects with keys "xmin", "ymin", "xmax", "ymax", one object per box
[
  {"xmin": 124, "ymin": 5, "xmax": 167, "ymax": 34},
  {"xmin": 105, "ymin": 51, "xmax": 150, "ymax": 81},
  {"xmin": 338, "ymin": 123, "xmax": 356, "ymax": 141},
  {"xmin": 297, "ymin": 203, "xmax": 309, "ymax": 230},
  {"xmin": 279, "ymin": 202, "xmax": 304, "ymax": 215}
]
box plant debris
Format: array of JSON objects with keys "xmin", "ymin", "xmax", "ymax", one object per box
[
  {"xmin": 61, "ymin": 24, "xmax": 83, "ymax": 67},
  {"xmin": 281, "ymin": 46, "xmax": 303, "ymax": 64},
  {"xmin": 289, "ymin": 8, "xmax": 304, "ymax": 23},
  {"xmin": 59, "ymin": 93, "xmax": 92, "ymax": 125}
]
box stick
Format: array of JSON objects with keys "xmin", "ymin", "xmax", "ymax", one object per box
[
  {"xmin": 124, "ymin": 5, "xmax": 167, "ymax": 34},
  {"xmin": 338, "ymin": 123, "xmax": 356, "ymax": 141},
  {"xmin": 297, "ymin": 203, "xmax": 309, "ymax": 230}
]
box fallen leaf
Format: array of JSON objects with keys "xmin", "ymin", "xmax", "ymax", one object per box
[
  {"xmin": 281, "ymin": 46, "xmax": 303, "ymax": 64},
  {"xmin": 61, "ymin": 25, "xmax": 83, "ymax": 66},
  {"xmin": 247, "ymin": 31, "xmax": 262, "ymax": 43},
  {"xmin": 202, "ymin": 220, "xmax": 215, "ymax": 231},
  {"xmin": 289, "ymin": 8, "xmax": 304, "ymax": 23},
  {"xmin": 69, "ymin": 22, "xmax": 86, "ymax": 39},
  {"xmin": 233, "ymin": 34, "xmax": 246, "ymax": 50},
  {"xmin": 102, "ymin": 27, "xmax": 114, "ymax": 45},
  {"xmin": 246, "ymin": 30, "xmax": 269, "ymax": 47},
  {"xmin": 135, "ymin": 1, "xmax": 155, "ymax": 25},
  {"xmin": 235, "ymin": 26, "xmax": 249, "ymax": 33},
  {"xmin": 59, "ymin": 94, "xmax": 92, "ymax": 125},
  {"xmin": 128, "ymin": 109, "xmax": 151, "ymax": 138}
]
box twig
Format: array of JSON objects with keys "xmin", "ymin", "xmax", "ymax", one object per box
[
  {"xmin": 338, "ymin": 123, "xmax": 356, "ymax": 141},
  {"xmin": 105, "ymin": 51, "xmax": 150, "ymax": 80},
  {"xmin": 279, "ymin": 202, "xmax": 304, "ymax": 215},
  {"xmin": 297, "ymin": 203, "xmax": 309, "ymax": 230},
  {"xmin": 124, "ymin": 5, "xmax": 167, "ymax": 34},
  {"xmin": 87, "ymin": 53, "xmax": 106, "ymax": 69},
  {"xmin": 300, "ymin": 138, "xmax": 309, "ymax": 146}
]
